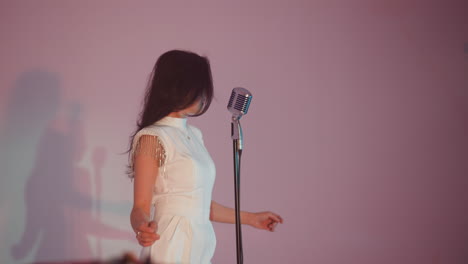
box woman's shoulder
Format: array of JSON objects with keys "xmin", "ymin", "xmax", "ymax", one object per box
[
  {"xmin": 132, "ymin": 125, "xmax": 170, "ymax": 146},
  {"xmin": 135, "ymin": 126, "xmax": 161, "ymax": 136}
]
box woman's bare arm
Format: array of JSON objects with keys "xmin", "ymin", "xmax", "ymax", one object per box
[
  {"xmin": 130, "ymin": 135, "xmax": 163, "ymax": 246},
  {"xmin": 210, "ymin": 200, "xmax": 283, "ymax": 231},
  {"xmin": 209, "ymin": 200, "xmax": 253, "ymax": 225}
]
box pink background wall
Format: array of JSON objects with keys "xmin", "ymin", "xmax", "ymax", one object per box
[{"xmin": 0, "ymin": 1, "xmax": 467, "ymax": 263}]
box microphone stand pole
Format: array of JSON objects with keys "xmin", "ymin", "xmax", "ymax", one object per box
[{"xmin": 231, "ymin": 117, "xmax": 244, "ymax": 264}]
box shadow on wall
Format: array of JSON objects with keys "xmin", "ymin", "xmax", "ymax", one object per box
[{"xmin": 2, "ymin": 70, "xmax": 133, "ymax": 263}]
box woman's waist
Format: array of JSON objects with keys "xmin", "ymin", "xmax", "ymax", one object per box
[{"xmin": 152, "ymin": 193, "xmax": 211, "ymax": 222}]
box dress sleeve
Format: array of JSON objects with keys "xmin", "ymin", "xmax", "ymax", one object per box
[{"xmin": 128, "ymin": 134, "xmax": 166, "ymax": 178}]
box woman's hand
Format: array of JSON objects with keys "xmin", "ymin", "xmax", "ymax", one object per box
[
  {"xmin": 135, "ymin": 220, "xmax": 160, "ymax": 247},
  {"xmin": 131, "ymin": 207, "xmax": 160, "ymax": 247},
  {"xmin": 248, "ymin": 211, "xmax": 283, "ymax": 232}
]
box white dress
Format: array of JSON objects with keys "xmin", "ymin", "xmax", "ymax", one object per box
[{"xmin": 129, "ymin": 116, "xmax": 216, "ymax": 264}]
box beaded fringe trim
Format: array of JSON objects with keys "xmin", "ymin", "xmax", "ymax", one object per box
[{"xmin": 128, "ymin": 134, "xmax": 166, "ymax": 178}]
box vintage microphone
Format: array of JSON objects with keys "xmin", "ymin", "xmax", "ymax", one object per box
[{"xmin": 227, "ymin": 87, "xmax": 252, "ymax": 264}]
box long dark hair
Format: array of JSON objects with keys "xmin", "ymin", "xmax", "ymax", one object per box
[{"xmin": 124, "ymin": 49, "xmax": 214, "ymax": 174}]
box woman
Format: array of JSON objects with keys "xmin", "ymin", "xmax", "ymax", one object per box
[{"xmin": 126, "ymin": 50, "xmax": 283, "ymax": 263}]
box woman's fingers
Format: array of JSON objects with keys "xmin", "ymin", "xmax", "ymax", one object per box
[
  {"xmin": 148, "ymin": 220, "xmax": 157, "ymax": 231},
  {"xmin": 264, "ymin": 212, "xmax": 283, "ymax": 231},
  {"xmin": 139, "ymin": 239, "xmax": 155, "ymax": 247},
  {"xmin": 276, "ymin": 213, "xmax": 284, "ymax": 223},
  {"xmin": 139, "ymin": 231, "xmax": 160, "ymax": 241},
  {"xmin": 136, "ymin": 231, "xmax": 160, "ymax": 246},
  {"xmin": 266, "ymin": 220, "xmax": 275, "ymax": 231},
  {"xmin": 267, "ymin": 212, "xmax": 283, "ymax": 224},
  {"xmin": 268, "ymin": 221, "xmax": 278, "ymax": 231},
  {"xmin": 141, "ymin": 241, "xmax": 153, "ymax": 247},
  {"xmin": 135, "ymin": 220, "xmax": 160, "ymax": 246}
]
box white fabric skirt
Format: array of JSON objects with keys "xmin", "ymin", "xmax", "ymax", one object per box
[{"xmin": 140, "ymin": 195, "xmax": 216, "ymax": 264}]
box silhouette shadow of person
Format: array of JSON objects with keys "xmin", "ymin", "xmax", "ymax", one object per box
[{"xmin": 9, "ymin": 71, "xmax": 133, "ymax": 263}]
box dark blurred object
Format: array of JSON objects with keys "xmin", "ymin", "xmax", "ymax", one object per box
[
  {"xmin": 107, "ymin": 251, "xmax": 151, "ymax": 264},
  {"xmin": 30, "ymin": 251, "xmax": 152, "ymax": 264}
]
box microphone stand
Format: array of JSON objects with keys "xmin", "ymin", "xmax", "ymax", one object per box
[{"xmin": 231, "ymin": 116, "xmax": 244, "ymax": 264}]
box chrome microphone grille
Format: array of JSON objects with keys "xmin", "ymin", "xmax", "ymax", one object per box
[{"xmin": 227, "ymin": 87, "xmax": 252, "ymax": 117}]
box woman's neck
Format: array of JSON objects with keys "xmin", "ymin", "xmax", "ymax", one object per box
[{"xmin": 167, "ymin": 111, "xmax": 187, "ymax": 118}]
